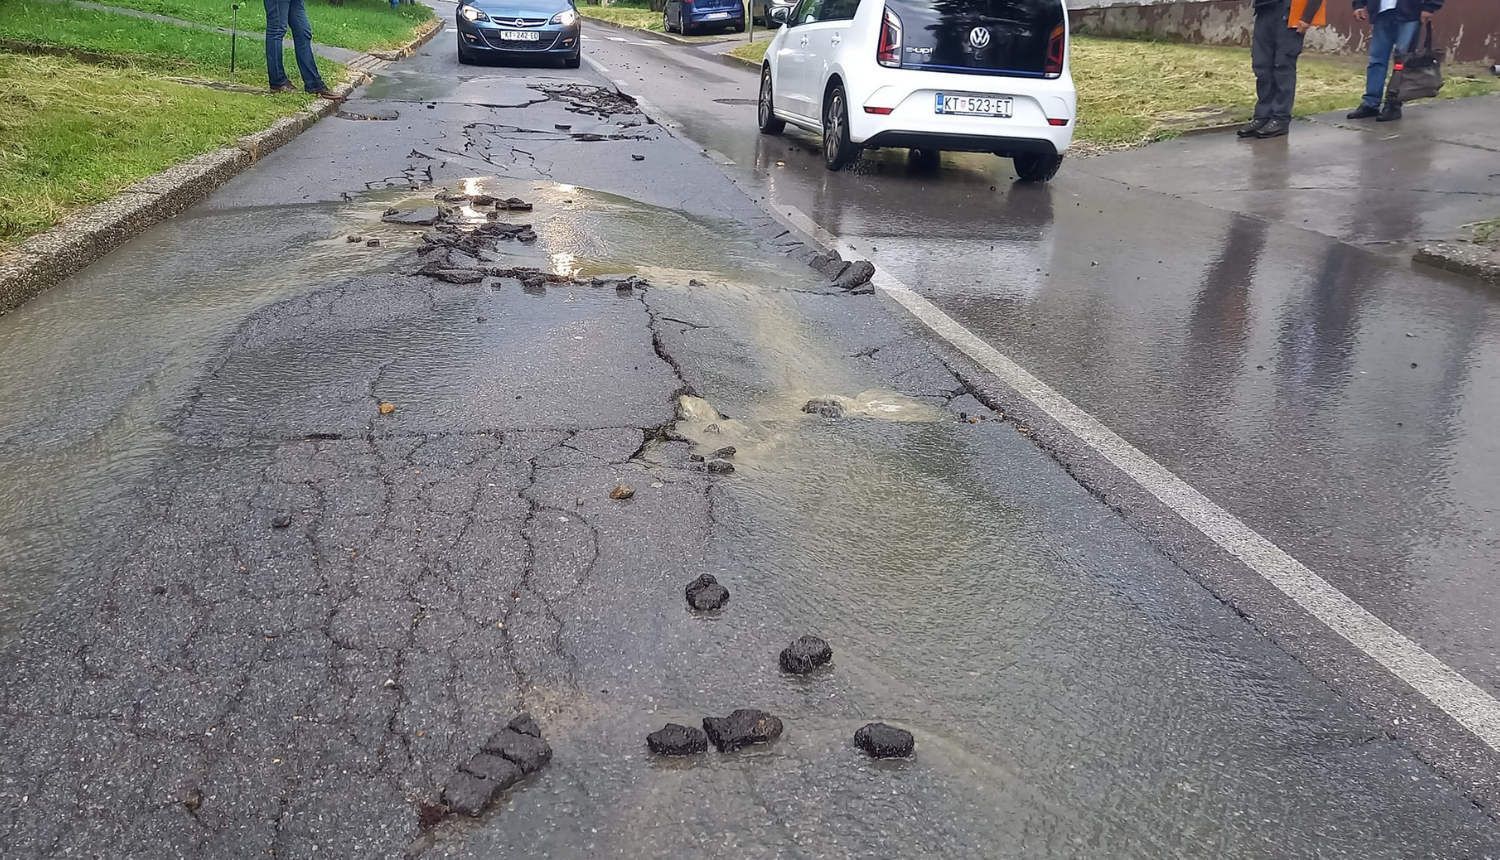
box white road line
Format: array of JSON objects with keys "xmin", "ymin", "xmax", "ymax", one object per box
[
  {"xmin": 608, "ymin": 36, "xmax": 628, "ymax": 41},
  {"xmin": 582, "ymin": 55, "xmax": 608, "ymax": 74},
  {"xmin": 772, "ymin": 203, "xmax": 1500, "ymax": 753}
]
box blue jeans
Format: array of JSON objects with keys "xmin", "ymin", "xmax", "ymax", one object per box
[
  {"xmin": 265, "ymin": 0, "xmax": 325, "ymax": 92},
  {"xmin": 1363, "ymin": 10, "xmax": 1420, "ymax": 107}
]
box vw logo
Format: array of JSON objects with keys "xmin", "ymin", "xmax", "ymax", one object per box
[
  {"xmin": 969, "ymin": 27, "xmax": 990, "ymax": 49},
  {"xmin": 514, "ymin": 17, "xmax": 525, "ymax": 26}
]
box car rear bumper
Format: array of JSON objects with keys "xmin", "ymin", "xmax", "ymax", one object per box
[
  {"xmin": 844, "ymin": 67, "xmax": 1076, "ymax": 154},
  {"xmin": 862, "ymin": 130, "xmax": 1059, "ymax": 157},
  {"xmin": 686, "ymin": 7, "xmax": 744, "ymax": 25},
  {"xmin": 455, "ymin": 17, "xmax": 580, "ymax": 55}
]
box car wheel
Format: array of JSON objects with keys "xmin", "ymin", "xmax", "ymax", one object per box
[
  {"xmin": 664, "ymin": 10, "xmax": 674, "ymax": 31},
  {"xmin": 1012, "ymin": 152, "xmax": 1063, "ymax": 183},
  {"xmin": 682, "ymin": 18, "xmax": 695, "ymax": 35},
  {"xmin": 758, "ymin": 66, "xmax": 785, "ymax": 135},
  {"xmin": 733, "ymin": 21, "xmax": 745, "ymax": 32},
  {"xmin": 564, "ymin": 52, "xmax": 581, "ymax": 69},
  {"xmin": 457, "ymin": 34, "xmax": 474, "ymax": 65},
  {"xmin": 822, "ymin": 83, "xmax": 858, "ymax": 170}
]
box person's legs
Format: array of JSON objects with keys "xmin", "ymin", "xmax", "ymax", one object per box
[
  {"xmin": 1269, "ymin": 17, "xmax": 1305, "ymax": 121},
  {"xmin": 264, "ymin": 0, "xmax": 291, "ymax": 90},
  {"xmin": 287, "ymin": 0, "xmax": 327, "ymax": 92},
  {"xmin": 1361, "ymin": 10, "xmax": 1400, "ymax": 108},
  {"xmin": 1250, "ymin": 4, "xmax": 1280, "ymax": 121},
  {"xmin": 1382, "ymin": 17, "xmax": 1421, "ymax": 110}
]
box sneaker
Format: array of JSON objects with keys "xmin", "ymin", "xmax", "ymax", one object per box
[
  {"xmin": 1346, "ymin": 104, "xmax": 1380, "ymax": 120},
  {"xmin": 1253, "ymin": 118, "xmax": 1290, "ymax": 138},
  {"xmin": 1236, "ymin": 117, "xmax": 1270, "ymax": 138},
  {"xmin": 1376, "ymin": 104, "xmax": 1402, "ymax": 122}
]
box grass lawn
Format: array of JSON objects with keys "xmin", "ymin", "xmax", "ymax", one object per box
[
  {"xmin": 724, "ymin": 36, "xmax": 1497, "ymax": 146},
  {"xmin": 578, "ymin": 0, "xmax": 664, "ymax": 32},
  {"xmin": 47, "ymin": 0, "xmax": 437, "ymax": 52},
  {"xmin": 0, "ymin": 0, "xmax": 342, "ymax": 83},
  {"xmin": 0, "ymin": 51, "xmax": 315, "ymax": 248}
]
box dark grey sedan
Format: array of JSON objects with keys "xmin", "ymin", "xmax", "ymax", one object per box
[{"xmin": 456, "ymin": 0, "xmax": 581, "ymax": 67}]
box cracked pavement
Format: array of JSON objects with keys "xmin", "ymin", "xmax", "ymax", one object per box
[{"xmin": 3, "ymin": 19, "xmax": 1500, "ymax": 860}]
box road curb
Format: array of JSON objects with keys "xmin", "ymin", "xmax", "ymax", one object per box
[
  {"xmin": 0, "ymin": 17, "xmax": 450, "ymax": 315},
  {"xmin": 710, "ymin": 46, "xmax": 761, "ymax": 72},
  {"xmin": 1414, "ymin": 242, "xmax": 1500, "ymax": 287},
  {"xmin": 370, "ymin": 17, "xmax": 446, "ymax": 61}
]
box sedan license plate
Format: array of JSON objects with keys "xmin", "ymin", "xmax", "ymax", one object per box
[
  {"xmin": 498, "ymin": 29, "xmax": 540, "ymax": 41},
  {"xmin": 706, "ymin": 11, "xmax": 730, "ymax": 18},
  {"xmin": 935, "ymin": 94, "xmax": 1013, "ymax": 118}
]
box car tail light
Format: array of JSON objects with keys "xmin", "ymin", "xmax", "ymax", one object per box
[
  {"xmin": 864, "ymin": 106, "xmax": 893, "ymax": 115},
  {"xmin": 1047, "ymin": 118, "xmax": 1069, "ymax": 126},
  {"xmin": 1045, "ymin": 23, "xmax": 1065, "ymax": 77},
  {"xmin": 877, "ymin": 6, "xmax": 902, "ymax": 68}
]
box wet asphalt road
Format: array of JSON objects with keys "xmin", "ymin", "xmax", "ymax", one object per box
[
  {"xmin": 581, "ymin": 26, "xmax": 1500, "ymax": 794},
  {"xmin": 1, "ymin": 11, "xmax": 1500, "ymax": 859}
]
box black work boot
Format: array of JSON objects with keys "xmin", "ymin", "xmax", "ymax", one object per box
[
  {"xmin": 1376, "ymin": 102, "xmax": 1403, "ymax": 122},
  {"xmin": 1237, "ymin": 117, "xmax": 1271, "ymax": 138},
  {"xmin": 1346, "ymin": 104, "xmax": 1380, "ymax": 119},
  {"xmin": 1253, "ymin": 118, "xmax": 1290, "ymax": 138}
]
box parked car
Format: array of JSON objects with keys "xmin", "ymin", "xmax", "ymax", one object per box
[
  {"xmin": 664, "ymin": 0, "xmax": 746, "ymax": 35},
  {"xmin": 756, "ymin": 0, "xmax": 1076, "ymax": 182},
  {"xmin": 455, "ymin": 0, "xmax": 582, "ymax": 68},
  {"xmin": 750, "ymin": 0, "xmax": 797, "ymax": 26}
]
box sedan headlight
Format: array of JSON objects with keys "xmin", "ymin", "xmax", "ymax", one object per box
[
  {"xmin": 551, "ymin": 8, "xmax": 577, "ymax": 26},
  {"xmin": 460, "ymin": 5, "xmax": 489, "ymax": 21}
]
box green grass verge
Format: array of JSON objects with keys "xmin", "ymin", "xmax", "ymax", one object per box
[
  {"xmin": 48, "ymin": 0, "xmax": 436, "ymax": 52},
  {"xmin": 0, "ymin": 51, "xmax": 314, "ymax": 247},
  {"xmin": 1073, "ymin": 37, "xmax": 1497, "ymax": 145},
  {"xmin": 720, "ymin": 36, "xmax": 1498, "ymax": 147},
  {"xmin": 577, "ymin": 0, "xmax": 664, "ymax": 33},
  {"xmin": 1470, "ymin": 218, "xmax": 1500, "ymax": 245},
  {"xmin": 727, "ymin": 39, "xmax": 766, "ymax": 63},
  {"xmin": 0, "ymin": 0, "xmax": 343, "ymax": 83}
]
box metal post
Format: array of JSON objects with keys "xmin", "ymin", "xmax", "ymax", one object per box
[
  {"xmin": 747, "ymin": 0, "xmax": 753, "ymax": 45},
  {"xmin": 230, "ymin": 3, "xmax": 239, "ymax": 81}
]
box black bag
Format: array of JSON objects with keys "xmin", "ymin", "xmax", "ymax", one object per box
[{"xmin": 1388, "ymin": 22, "xmax": 1444, "ymax": 103}]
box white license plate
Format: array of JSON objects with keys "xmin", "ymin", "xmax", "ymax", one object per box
[
  {"xmin": 935, "ymin": 94, "xmax": 1013, "ymax": 118},
  {"xmin": 498, "ymin": 29, "xmax": 540, "ymax": 41},
  {"xmin": 706, "ymin": 11, "xmax": 730, "ymax": 18}
]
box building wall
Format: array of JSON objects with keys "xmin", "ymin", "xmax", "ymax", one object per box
[{"xmin": 1069, "ymin": 0, "xmax": 1500, "ymax": 65}]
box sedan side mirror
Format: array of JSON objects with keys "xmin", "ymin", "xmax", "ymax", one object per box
[{"xmin": 770, "ymin": 5, "xmax": 790, "ymax": 24}]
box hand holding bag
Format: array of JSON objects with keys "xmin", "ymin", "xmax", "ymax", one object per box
[{"xmin": 1388, "ymin": 22, "xmax": 1445, "ymax": 103}]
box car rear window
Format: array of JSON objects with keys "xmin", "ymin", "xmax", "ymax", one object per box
[{"xmin": 886, "ymin": 0, "xmax": 1065, "ymax": 76}]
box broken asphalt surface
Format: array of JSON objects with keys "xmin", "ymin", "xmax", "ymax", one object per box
[{"xmin": 1, "ymin": 22, "xmax": 1500, "ymax": 860}]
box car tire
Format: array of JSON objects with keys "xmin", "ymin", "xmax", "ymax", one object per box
[
  {"xmin": 733, "ymin": 21, "xmax": 745, "ymax": 32},
  {"xmin": 1012, "ymin": 152, "xmax": 1063, "ymax": 183},
  {"xmin": 758, "ymin": 66, "xmax": 785, "ymax": 135},
  {"xmin": 564, "ymin": 53, "xmax": 581, "ymax": 69},
  {"xmin": 822, "ymin": 83, "xmax": 858, "ymax": 171},
  {"xmin": 457, "ymin": 34, "xmax": 474, "ymax": 65},
  {"xmin": 664, "ymin": 10, "xmax": 674, "ymax": 31},
  {"xmin": 682, "ymin": 19, "xmax": 695, "ymax": 35}
]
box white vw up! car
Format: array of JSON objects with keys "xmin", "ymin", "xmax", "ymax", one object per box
[{"xmin": 757, "ymin": 0, "xmax": 1076, "ymax": 182}]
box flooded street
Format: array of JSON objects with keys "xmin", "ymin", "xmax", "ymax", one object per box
[{"xmin": 2, "ymin": 14, "xmax": 1500, "ymax": 860}]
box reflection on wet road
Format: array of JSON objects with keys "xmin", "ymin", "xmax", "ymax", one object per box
[{"xmin": 581, "ymin": 34, "xmax": 1500, "ymax": 713}]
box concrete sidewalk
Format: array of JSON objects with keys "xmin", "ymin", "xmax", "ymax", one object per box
[{"xmin": 1076, "ymin": 94, "xmax": 1500, "ymax": 258}]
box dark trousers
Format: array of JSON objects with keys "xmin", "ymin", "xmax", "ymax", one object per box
[{"xmin": 1251, "ymin": 0, "xmax": 1306, "ymax": 121}]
